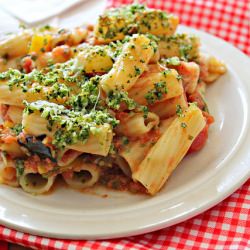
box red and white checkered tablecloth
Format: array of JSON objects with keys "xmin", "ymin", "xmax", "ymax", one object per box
[
  {"xmin": 0, "ymin": 0, "xmax": 250, "ymax": 249},
  {"xmin": 107, "ymin": 0, "xmax": 250, "ymax": 56}
]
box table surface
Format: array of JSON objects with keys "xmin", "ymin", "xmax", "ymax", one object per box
[{"xmin": 0, "ymin": 0, "xmax": 249, "ymax": 249}]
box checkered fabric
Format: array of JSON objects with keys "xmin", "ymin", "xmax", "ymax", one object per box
[
  {"xmin": 107, "ymin": 0, "xmax": 250, "ymax": 56},
  {"xmin": 0, "ymin": 0, "xmax": 250, "ymax": 249}
]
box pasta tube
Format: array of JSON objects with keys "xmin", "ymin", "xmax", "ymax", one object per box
[
  {"xmin": 75, "ymin": 42, "xmax": 159, "ymax": 74},
  {"xmin": 0, "ymin": 81, "xmax": 28, "ymax": 106},
  {"xmin": 75, "ymin": 45, "xmax": 114, "ymax": 73},
  {"xmin": 5, "ymin": 106, "xmax": 23, "ymax": 124},
  {"xmin": 0, "ymin": 126, "xmax": 24, "ymax": 158},
  {"xmin": 0, "ymin": 30, "xmax": 32, "ymax": 59},
  {"xmin": 0, "ymin": 159, "xmax": 19, "ymax": 187},
  {"xmin": 119, "ymin": 116, "xmax": 174, "ymax": 173},
  {"xmin": 19, "ymin": 169, "xmax": 56, "ymax": 194},
  {"xmin": 158, "ymin": 34, "xmax": 200, "ymax": 60},
  {"xmin": 0, "ymin": 57, "xmax": 22, "ymax": 73},
  {"xmin": 0, "ymin": 27, "xmax": 88, "ymax": 60},
  {"xmin": 119, "ymin": 140, "xmax": 154, "ymax": 174},
  {"xmin": 94, "ymin": 4, "xmax": 178, "ymax": 44},
  {"xmin": 199, "ymin": 53, "xmax": 227, "ymax": 83},
  {"xmin": 100, "ymin": 34, "xmax": 155, "ymax": 93},
  {"xmin": 176, "ymin": 62, "xmax": 200, "ymax": 94},
  {"xmin": 128, "ymin": 68, "xmax": 183, "ymax": 105},
  {"xmin": 0, "ymin": 140, "xmax": 24, "ymax": 158},
  {"xmin": 133, "ymin": 104, "xmax": 206, "ymax": 195},
  {"xmin": 0, "ymin": 78, "xmax": 72, "ymax": 107},
  {"xmin": 57, "ymin": 149, "xmax": 83, "ymax": 167},
  {"xmin": 116, "ymin": 112, "xmax": 159, "ymax": 137},
  {"xmin": 22, "ymin": 101, "xmax": 114, "ymax": 156},
  {"xmin": 149, "ymin": 94, "xmax": 188, "ymax": 119},
  {"xmin": 62, "ymin": 159, "xmax": 100, "ymax": 189}
]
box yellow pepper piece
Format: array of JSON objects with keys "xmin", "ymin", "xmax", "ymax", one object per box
[{"xmin": 29, "ymin": 34, "xmax": 52, "ymax": 54}]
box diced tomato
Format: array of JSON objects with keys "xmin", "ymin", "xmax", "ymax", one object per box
[
  {"xmin": 188, "ymin": 124, "xmax": 209, "ymax": 153},
  {"xmin": 203, "ymin": 111, "xmax": 214, "ymax": 125},
  {"xmin": 22, "ymin": 57, "xmax": 34, "ymax": 73},
  {"xmin": 188, "ymin": 112, "xmax": 214, "ymax": 154}
]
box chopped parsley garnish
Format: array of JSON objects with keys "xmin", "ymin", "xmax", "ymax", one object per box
[
  {"xmin": 161, "ymin": 57, "xmax": 181, "ymax": 66},
  {"xmin": 106, "ymin": 91, "xmax": 137, "ymax": 110},
  {"xmin": 68, "ymin": 76, "xmax": 101, "ymax": 112},
  {"xmin": 134, "ymin": 66, "xmax": 141, "ymax": 76},
  {"xmin": 121, "ymin": 136, "xmax": 129, "ymax": 145},
  {"xmin": 15, "ymin": 159, "xmax": 24, "ymax": 177},
  {"xmin": 176, "ymin": 104, "xmax": 184, "ymax": 117},
  {"xmin": 11, "ymin": 124, "xmax": 23, "ymax": 135},
  {"xmin": 145, "ymin": 81, "xmax": 167, "ymax": 104},
  {"xmin": 158, "ymin": 34, "xmax": 199, "ymax": 61},
  {"xmin": 0, "ymin": 59, "xmax": 87, "ymax": 93},
  {"xmin": 97, "ymin": 4, "xmax": 171, "ymax": 40},
  {"xmin": 46, "ymin": 83, "xmax": 70, "ymax": 100},
  {"xmin": 181, "ymin": 122, "xmax": 187, "ymax": 128}
]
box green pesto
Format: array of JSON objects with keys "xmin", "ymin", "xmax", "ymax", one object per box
[
  {"xmin": 68, "ymin": 77, "xmax": 100, "ymax": 112},
  {"xmin": 176, "ymin": 104, "xmax": 184, "ymax": 117},
  {"xmin": 145, "ymin": 81, "xmax": 168, "ymax": 105}
]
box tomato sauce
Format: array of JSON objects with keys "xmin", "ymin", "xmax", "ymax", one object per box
[{"xmin": 99, "ymin": 166, "xmax": 146, "ymax": 194}]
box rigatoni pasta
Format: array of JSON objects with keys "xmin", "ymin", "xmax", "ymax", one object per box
[{"xmin": 0, "ymin": 3, "xmax": 226, "ymax": 195}]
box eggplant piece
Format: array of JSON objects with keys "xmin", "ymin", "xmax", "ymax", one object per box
[{"xmin": 18, "ymin": 135, "xmax": 56, "ymax": 162}]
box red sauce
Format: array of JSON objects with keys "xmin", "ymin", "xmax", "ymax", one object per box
[
  {"xmin": 0, "ymin": 104, "xmax": 9, "ymax": 119},
  {"xmin": 60, "ymin": 150, "xmax": 79, "ymax": 164},
  {"xmin": 139, "ymin": 129, "xmax": 161, "ymax": 144},
  {"xmin": 115, "ymin": 111, "xmax": 129, "ymax": 121},
  {"xmin": 99, "ymin": 167, "xmax": 147, "ymax": 194}
]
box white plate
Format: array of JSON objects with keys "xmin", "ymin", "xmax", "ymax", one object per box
[{"xmin": 0, "ymin": 23, "xmax": 250, "ymax": 239}]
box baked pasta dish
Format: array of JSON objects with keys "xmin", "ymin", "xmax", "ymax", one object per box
[{"xmin": 0, "ymin": 4, "xmax": 226, "ymax": 195}]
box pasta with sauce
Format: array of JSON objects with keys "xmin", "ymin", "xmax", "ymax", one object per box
[{"xmin": 0, "ymin": 4, "xmax": 226, "ymax": 195}]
